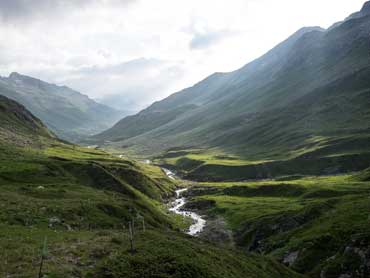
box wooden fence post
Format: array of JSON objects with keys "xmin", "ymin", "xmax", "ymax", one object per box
[
  {"xmin": 128, "ymin": 221, "xmax": 135, "ymax": 253},
  {"xmin": 38, "ymin": 237, "xmax": 48, "ymax": 278}
]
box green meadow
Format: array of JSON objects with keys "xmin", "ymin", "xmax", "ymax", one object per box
[
  {"xmin": 183, "ymin": 173, "xmax": 370, "ymax": 276},
  {"xmin": 0, "ymin": 140, "xmax": 300, "ymax": 277}
]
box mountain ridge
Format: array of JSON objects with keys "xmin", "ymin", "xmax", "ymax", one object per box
[
  {"xmin": 0, "ymin": 94, "xmax": 57, "ymax": 148},
  {"xmin": 0, "ymin": 72, "xmax": 127, "ymax": 141},
  {"xmin": 90, "ymin": 3, "xmax": 370, "ymax": 181}
]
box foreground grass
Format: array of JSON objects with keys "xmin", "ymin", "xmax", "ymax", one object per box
[{"xmin": 0, "ymin": 226, "xmax": 300, "ymax": 278}]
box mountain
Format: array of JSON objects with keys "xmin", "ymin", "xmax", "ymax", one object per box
[
  {"xmin": 91, "ymin": 2, "xmax": 370, "ymax": 180},
  {"xmin": 0, "ymin": 72, "xmax": 127, "ymax": 141},
  {"xmin": 0, "ymin": 95, "xmax": 55, "ymax": 147}
]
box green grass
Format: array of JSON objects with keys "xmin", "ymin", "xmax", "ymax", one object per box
[
  {"xmin": 2, "ymin": 94, "xmax": 368, "ymax": 277},
  {"xmin": 157, "ymin": 148, "xmax": 271, "ymax": 170},
  {"xmin": 185, "ymin": 174, "xmax": 370, "ymax": 275},
  {"xmin": 352, "ymin": 166, "xmax": 370, "ymax": 181},
  {"xmin": 202, "ymin": 196, "xmax": 305, "ymax": 229},
  {"xmin": 0, "ymin": 143, "xmax": 301, "ymax": 277},
  {"xmin": 1, "ymin": 147, "xmax": 177, "ymax": 225},
  {"xmin": 89, "ymin": 230, "xmax": 301, "ymax": 278},
  {"xmin": 155, "ymin": 146, "xmax": 370, "ymax": 182},
  {"xmin": 0, "ymin": 139, "xmax": 301, "ymax": 277},
  {"xmin": 0, "ymin": 227, "xmax": 300, "ymax": 278}
]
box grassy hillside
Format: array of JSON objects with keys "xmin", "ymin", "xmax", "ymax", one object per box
[
  {"xmin": 89, "ymin": 230, "xmax": 300, "ymax": 278},
  {"xmin": 0, "ymin": 96, "xmax": 298, "ymax": 277},
  {"xmin": 183, "ymin": 174, "xmax": 370, "ymax": 277},
  {"xmin": 0, "ymin": 95, "xmax": 55, "ymax": 146},
  {"xmin": 0, "ymin": 72, "xmax": 126, "ymax": 141},
  {"xmin": 89, "ymin": 3, "xmax": 370, "ymax": 181}
]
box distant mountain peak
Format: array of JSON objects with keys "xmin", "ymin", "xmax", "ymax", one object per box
[
  {"xmin": 328, "ymin": 1, "xmax": 370, "ymax": 31},
  {"xmin": 289, "ymin": 26, "xmax": 324, "ymax": 40},
  {"xmin": 9, "ymin": 72, "xmax": 40, "ymax": 83},
  {"xmin": 8, "ymin": 72, "xmax": 44, "ymax": 88},
  {"xmin": 8, "ymin": 72, "xmax": 80, "ymax": 94},
  {"xmin": 296, "ymin": 26, "xmax": 325, "ymax": 33},
  {"xmin": 9, "ymin": 72, "xmax": 22, "ymax": 79},
  {"xmin": 361, "ymin": 1, "xmax": 370, "ymax": 14},
  {"xmin": 287, "ymin": 26, "xmax": 325, "ymax": 42}
]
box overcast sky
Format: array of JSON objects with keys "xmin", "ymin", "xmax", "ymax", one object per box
[{"xmin": 0, "ymin": 0, "xmax": 366, "ymax": 111}]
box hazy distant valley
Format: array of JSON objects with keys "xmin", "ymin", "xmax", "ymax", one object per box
[{"xmin": 0, "ymin": 72, "xmax": 128, "ymax": 142}]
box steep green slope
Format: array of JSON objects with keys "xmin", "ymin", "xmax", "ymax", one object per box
[
  {"xmin": 0, "ymin": 96, "xmax": 297, "ymax": 277},
  {"xmin": 0, "ymin": 95, "xmax": 55, "ymax": 146},
  {"xmin": 353, "ymin": 166, "xmax": 370, "ymax": 181},
  {"xmin": 0, "ymin": 95, "xmax": 177, "ymax": 230},
  {"xmin": 0, "ymin": 72, "xmax": 126, "ymax": 141},
  {"xmin": 91, "ymin": 2, "xmax": 370, "ymax": 180}
]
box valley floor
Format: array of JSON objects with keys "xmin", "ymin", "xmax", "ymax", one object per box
[
  {"xmin": 1, "ymin": 134, "xmax": 369, "ymax": 277},
  {"xmin": 0, "ymin": 143, "xmax": 300, "ymax": 278}
]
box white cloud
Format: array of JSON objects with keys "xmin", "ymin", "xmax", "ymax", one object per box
[
  {"xmin": 0, "ymin": 0, "xmax": 366, "ymax": 111},
  {"xmin": 0, "ymin": 0, "xmax": 135, "ymax": 23}
]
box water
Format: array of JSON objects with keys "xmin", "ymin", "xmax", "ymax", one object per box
[
  {"xmin": 163, "ymin": 168, "xmax": 206, "ymax": 236},
  {"xmin": 116, "ymin": 158, "xmax": 206, "ymax": 236},
  {"xmin": 169, "ymin": 188, "xmax": 206, "ymax": 236},
  {"xmin": 162, "ymin": 167, "xmax": 176, "ymax": 180}
]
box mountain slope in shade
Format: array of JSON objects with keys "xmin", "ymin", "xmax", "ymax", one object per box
[
  {"xmin": 0, "ymin": 95, "xmax": 55, "ymax": 147},
  {"xmin": 0, "ymin": 72, "xmax": 126, "ymax": 141},
  {"xmin": 91, "ymin": 2, "xmax": 370, "ymax": 178}
]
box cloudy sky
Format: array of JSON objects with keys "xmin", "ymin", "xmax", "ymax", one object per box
[{"xmin": 0, "ymin": 0, "xmax": 366, "ymax": 111}]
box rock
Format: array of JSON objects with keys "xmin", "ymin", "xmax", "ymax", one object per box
[
  {"xmin": 199, "ymin": 217, "xmax": 234, "ymax": 247},
  {"xmin": 48, "ymin": 216, "xmax": 61, "ymax": 228},
  {"xmin": 338, "ymin": 275, "xmax": 351, "ymax": 278},
  {"xmin": 283, "ymin": 251, "xmax": 299, "ymax": 267},
  {"xmin": 64, "ymin": 223, "xmax": 73, "ymax": 231}
]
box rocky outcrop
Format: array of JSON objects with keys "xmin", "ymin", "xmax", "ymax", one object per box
[
  {"xmin": 283, "ymin": 251, "xmax": 299, "ymax": 267},
  {"xmin": 319, "ymin": 235, "xmax": 370, "ymax": 278},
  {"xmin": 199, "ymin": 217, "xmax": 234, "ymax": 248}
]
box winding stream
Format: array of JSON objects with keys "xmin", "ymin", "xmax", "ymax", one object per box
[
  {"xmin": 169, "ymin": 188, "xmax": 206, "ymax": 236},
  {"xmin": 163, "ymin": 168, "xmax": 206, "ymax": 236},
  {"xmin": 120, "ymin": 158, "xmax": 206, "ymax": 236},
  {"xmin": 162, "ymin": 167, "xmax": 176, "ymax": 180}
]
